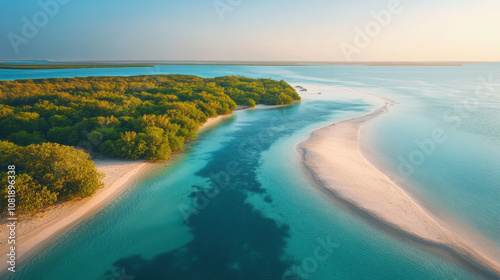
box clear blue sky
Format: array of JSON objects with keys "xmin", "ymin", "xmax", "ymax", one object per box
[{"xmin": 1, "ymin": 0, "xmax": 499, "ymax": 61}]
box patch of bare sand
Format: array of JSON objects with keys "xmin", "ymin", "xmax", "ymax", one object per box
[
  {"xmin": 0, "ymin": 159, "xmax": 150, "ymax": 272},
  {"xmin": 300, "ymin": 102, "xmax": 500, "ymax": 278}
]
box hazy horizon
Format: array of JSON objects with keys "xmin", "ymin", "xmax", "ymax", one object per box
[
  {"xmin": 1, "ymin": 59, "xmax": 498, "ymax": 63},
  {"xmin": 1, "ymin": 0, "xmax": 499, "ymax": 61}
]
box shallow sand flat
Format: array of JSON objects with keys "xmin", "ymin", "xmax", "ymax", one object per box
[
  {"xmin": 300, "ymin": 103, "xmax": 500, "ymax": 278},
  {"xmin": 0, "ymin": 159, "xmax": 150, "ymax": 273}
]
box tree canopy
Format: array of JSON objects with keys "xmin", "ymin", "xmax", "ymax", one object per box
[
  {"xmin": 0, "ymin": 141, "xmax": 103, "ymax": 214},
  {"xmin": 0, "ymin": 75, "xmax": 300, "ymax": 160},
  {"xmin": 0, "ymin": 75, "xmax": 300, "ymax": 214}
]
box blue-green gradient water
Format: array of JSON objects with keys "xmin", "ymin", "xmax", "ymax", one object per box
[{"xmin": 1, "ymin": 64, "xmax": 499, "ymax": 280}]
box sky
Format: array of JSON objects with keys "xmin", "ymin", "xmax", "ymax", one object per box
[{"xmin": 1, "ymin": 0, "xmax": 499, "ymax": 61}]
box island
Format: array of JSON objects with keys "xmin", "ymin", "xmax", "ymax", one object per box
[
  {"xmin": 0, "ymin": 75, "xmax": 300, "ymax": 214},
  {"xmin": 0, "ymin": 64, "xmax": 155, "ymax": 69}
]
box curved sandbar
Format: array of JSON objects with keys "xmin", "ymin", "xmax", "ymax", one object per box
[{"xmin": 300, "ymin": 101, "xmax": 500, "ymax": 279}]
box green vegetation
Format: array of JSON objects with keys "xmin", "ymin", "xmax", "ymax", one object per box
[
  {"xmin": 0, "ymin": 75, "xmax": 299, "ymax": 160},
  {"xmin": 0, "ymin": 141, "xmax": 103, "ymax": 214},
  {"xmin": 0, "ymin": 75, "xmax": 300, "ymax": 214},
  {"xmin": 0, "ymin": 64, "xmax": 155, "ymax": 69}
]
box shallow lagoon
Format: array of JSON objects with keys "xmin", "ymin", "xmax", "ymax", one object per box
[{"xmin": 2, "ymin": 64, "xmax": 498, "ymax": 279}]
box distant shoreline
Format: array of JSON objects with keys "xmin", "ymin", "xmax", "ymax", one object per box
[
  {"xmin": 0, "ymin": 64, "xmax": 155, "ymax": 70},
  {"xmin": 0, "ymin": 61, "xmax": 489, "ymax": 69},
  {"xmin": 299, "ymin": 101, "xmax": 500, "ymax": 279}
]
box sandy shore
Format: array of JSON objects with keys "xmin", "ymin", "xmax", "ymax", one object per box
[
  {"xmin": 0, "ymin": 103, "xmax": 295, "ymax": 275},
  {"xmin": 198, "ymin": 106, "xmax": 253, "ymax": 131},
  {"xmin": 300, "ymin": 101, "xmax": 500, "ymax": 278},
  {"xmin": 198, "ymin": 104, "xmax": 295, "ymax": 131},
  {"xmin": 199, "ymin": 114, "xmax": 235, "ymax": 131},
  {"xmin": 0, "ymin": 159, "xmax": 151, "ymax": 273},
  {"xmin": 0, "ymin": 110, "xmax": 247, "ymax": 274}
]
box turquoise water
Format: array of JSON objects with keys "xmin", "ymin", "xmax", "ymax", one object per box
[{"xmin": 1, "ymin": 64, "xmax": 498, "ymax": 279}]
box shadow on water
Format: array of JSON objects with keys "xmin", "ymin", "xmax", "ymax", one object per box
[{"xmin": 103, "ymin": 101, "xmax": 369, "ymax": 280}]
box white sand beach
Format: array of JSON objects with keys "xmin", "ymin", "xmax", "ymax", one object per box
[
  {"xmin": 0, "ymin": 111, "xmax": 248, "ymax": 273},
  {"xmin": 300, "ymin": 101, "xmax": 500, "ymax": 278},
  {"xmin": 199, "ymin": 114, "xmax": 235, "ymax": 131},
  {"xmin": 0, "ymin": 159, "xmax": 151, "ymax": 272}
]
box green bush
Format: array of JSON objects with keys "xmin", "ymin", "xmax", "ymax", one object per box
[{"xmin": 0, "ymin": 141, "xmax": 104, "ymax": 214}]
